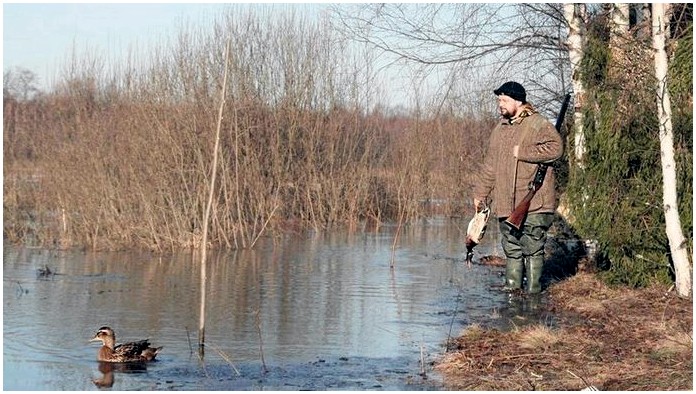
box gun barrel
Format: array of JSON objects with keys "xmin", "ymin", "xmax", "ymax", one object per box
[{"xmin": 555, "ymin": 94, "xmax": 572, "ymax": 131}]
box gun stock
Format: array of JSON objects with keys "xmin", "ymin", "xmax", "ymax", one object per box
[
  {"xmin": 504, "ymin": 93, "xmax": 571, "ymax": 231},
  {"xmin": 505, "ymin": 186, "xmax": 537, "ymax": 230}
]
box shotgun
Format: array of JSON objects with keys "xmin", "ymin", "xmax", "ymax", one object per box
[{"xmin": 504, "ymin": 93, "xmax": 571, "ymax": 231}]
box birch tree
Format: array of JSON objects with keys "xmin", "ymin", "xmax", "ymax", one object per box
[
  {"xmin": 652, "ymin": 3, "xmax": 692, "ymax": 298},
  {"xmin": 563, "ymin": 3, "xmax": 587, "ymax": 166}
]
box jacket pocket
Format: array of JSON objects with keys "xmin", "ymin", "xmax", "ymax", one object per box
[{"xmin": 516, "ymin": 162, "xmax": 536, "ymax": 186}]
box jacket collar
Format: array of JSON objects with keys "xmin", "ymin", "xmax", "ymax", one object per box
[{"xmin": 502, "ymin": 103, "xmax": 537, "ymax": 125}]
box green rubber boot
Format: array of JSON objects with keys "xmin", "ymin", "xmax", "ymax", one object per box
[
  {"xmin": 525, "ymin": 256, "xmax": 544, "ymax": 294},
  {"xmin": 503, "ymin": 258, "xmax": 524, "ymax": 291}
]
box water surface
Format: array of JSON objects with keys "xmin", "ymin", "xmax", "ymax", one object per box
[{"xmin": 3, "ymin": 219, "xmax": 546, "ymax": 390}]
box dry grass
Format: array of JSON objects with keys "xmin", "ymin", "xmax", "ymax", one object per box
[
  {"xmin": 516, "ymin": 324, "xmax": 561, "ymax": 351},
  {"xmin": 436, "ymin": 273, "xmax": 693, "ymax": 391},
  {"xmin": 3, "ymin": 9, "xmax": 492, "ymax": 251}
]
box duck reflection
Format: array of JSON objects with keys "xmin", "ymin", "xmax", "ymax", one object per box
[{"xmin": 92, "ymin": 361, "xmax": 148, "ymax": 388}]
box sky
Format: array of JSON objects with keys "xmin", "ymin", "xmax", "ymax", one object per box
[
  {"xmin": 2, "ymin": 3, "xmax": 330, "ymax": 91},
  {"xmin": 2, "ymin": 2, "xmax": 469, "ymax": 110}
]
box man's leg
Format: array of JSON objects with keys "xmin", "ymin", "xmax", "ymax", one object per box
[
  {"xmin": 519, "ymin": 213, "xmax": 555, "ymax": 294},
  {"xmin": 499, "ymin": 219, "xmax": 524, "ymax": 291}
]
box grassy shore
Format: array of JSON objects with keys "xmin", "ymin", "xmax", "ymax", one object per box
[{"xmin": 435, "ymin": 272, "xmax": 692, "ymax": 390}]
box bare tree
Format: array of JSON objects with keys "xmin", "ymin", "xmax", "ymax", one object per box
[
  {"xmin": 652, "ymin": 3, "xmax": 692, "ymax": 298},
  {"xmin": 3, "ymin": 67, "xmax": 41, "ymax": 101},
  {"xmin": 331, "ymin": 3, "xmax": 572, "ymax": 114}
]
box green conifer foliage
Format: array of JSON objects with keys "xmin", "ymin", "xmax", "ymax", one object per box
[
  {"xmin": 566, "ymin": 13, "xmax": 692, "ymax": 287},
  {"xmin": 668, "ymin": 25, "xmax": 693, "ymax": 248}
]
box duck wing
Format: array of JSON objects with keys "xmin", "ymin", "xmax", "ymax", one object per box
[{"xmin": 114, "ymin": 339, "xmax": 161, "ymax": 361}]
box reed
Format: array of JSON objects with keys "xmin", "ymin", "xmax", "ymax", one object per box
[
  {"xmin": 254, "ymin": 309, "xmax": 268, "ymax": 374},
  {"xmin": 3, "ymin": 9, "xmax": 493, "ymax": 251},
  {"xmin": 206, "ymin": 343, "xmax": 241, "ymax": 376},
  {"xmin": 199, "ymin": 38, "xmax": 231, "ymax": 351}
]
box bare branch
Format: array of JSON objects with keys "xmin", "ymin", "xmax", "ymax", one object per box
[{"xmin": 331, "ymin": 3, "xmax": 572, "ymax": 114}]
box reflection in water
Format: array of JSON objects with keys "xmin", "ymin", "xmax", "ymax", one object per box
[
  {"xmin": 92, "ymin": 361, "xmax": 149, "ymax": 388},
  {"xmin": 93, "ymin": 362, "xmax": 115, "ymax": 388},
  {"xmin": 500, "ymin": 293, "xmax": 551, "ymax": 327},
  {"xmin": 3, "ymin": 220, "xmax": 552, "ymax": 390}
]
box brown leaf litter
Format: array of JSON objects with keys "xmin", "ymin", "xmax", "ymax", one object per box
[{"xmin": 435, "ymin": 273, "xmax": 693, "ymax": 391}]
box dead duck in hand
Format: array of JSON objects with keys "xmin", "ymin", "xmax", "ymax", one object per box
[{"xmin": 90, "ymin": 326, "xmax": 162, "ymax": 363}]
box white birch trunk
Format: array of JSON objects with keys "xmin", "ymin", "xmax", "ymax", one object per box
[
  {"xmin": 564, "ymin": 3, "xmax": 587, "ymax": 167},
  {"xmin": 611, "ymin": 4, "xmax": 630, "ymax": 37},
  {"xmin": 652, "ymin": 3, "xmax": 692, "ymax": 298}
]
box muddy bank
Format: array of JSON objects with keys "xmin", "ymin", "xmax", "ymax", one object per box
[{"xmin": 435, "ymin": 273, "xmax": 693, "ymax": 390}]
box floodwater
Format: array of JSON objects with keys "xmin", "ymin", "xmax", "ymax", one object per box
[{"xmin": 3, "ymin": 218, "xmax": 554, "ymax": 390}]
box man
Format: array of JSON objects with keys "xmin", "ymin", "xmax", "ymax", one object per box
[{"xmin": 473, "ymin": 81, "xmax": 563, "ymax": 293}]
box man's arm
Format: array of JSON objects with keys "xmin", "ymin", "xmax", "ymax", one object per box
[
  {"xmin": 517, "ymin": 116, "xmax": 563, "ymax": 164},
  {"xmin": 472, "ymin": 127, "xmax": 498, "ymax": 208}
]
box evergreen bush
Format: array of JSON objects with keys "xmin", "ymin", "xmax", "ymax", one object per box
[{"xmin": 566, "ymin": 10, "xmax": 692, "ymax": 287}]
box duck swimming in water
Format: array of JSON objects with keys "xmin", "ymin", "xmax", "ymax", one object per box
[{"xmin": 90, "ymin": 326, "xmax": 162, "ymax": 363}]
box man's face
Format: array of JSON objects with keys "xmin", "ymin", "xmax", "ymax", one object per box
[{"xmin": 497, "ymin": 94, "xmax": 520, "ymax": 119}]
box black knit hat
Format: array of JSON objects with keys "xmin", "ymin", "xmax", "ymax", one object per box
[{"xmin": 494, "ymin": 81, "xmax": 526, "ymax": 103}]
